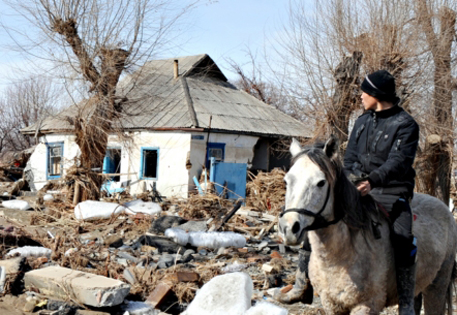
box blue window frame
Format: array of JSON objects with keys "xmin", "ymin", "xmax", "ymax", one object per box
[
  {"xmin": 103, "ymin": 148, "xmax": 122, "ymax": 182},
  {"xmin": 46, "ymin": 142, "xmax": 64, "ymax": 179},
  {"xmin": 206, "ymin": 142, "xmax": 225, "ymax": 168},
  {"xmin": 140, "ymin": 147, "xmax": 159, "ymax": 180}
]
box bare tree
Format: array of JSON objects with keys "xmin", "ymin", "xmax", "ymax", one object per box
[
  {"xmin": 227, "ymin": 54, "xmax": 301, "ymax": 119},
  {"xmin": 273, "ymin": 0, "xmax": 425, "ymax": 139},
  {"xmin": 4, "ymin": 0, "xmax": 195, "ymax": 200},
  {"xmin": 0, "ymin": 76, "xmax": 61, "ymax": 157},
  {"xmin": 269, "ymin": 0, "xmax": 457, "ymax": 201},
  {"xmin": 329, "ymin": 51, "xmax": 363, "ymax": 143},
  {"xmin": 414, "ymin": 0, "xmax": 456, "ymax": 203}
]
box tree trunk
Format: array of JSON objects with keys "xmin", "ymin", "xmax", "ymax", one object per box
[
  {"xmin": 415, "ymin": 2, "xmax": 455, "ymax": 204},
  {"xmin": 55, "ymin": 19, "xmax": 129, "ymax": 201},
  {"xmin": 329, "ymin": 51, "xmax": 363, "ymax": 144}
]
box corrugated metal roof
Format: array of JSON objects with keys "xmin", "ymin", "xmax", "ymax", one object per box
[{"xmin": 22, "ymin": 54, "xmax": 312, "ymax": 138}]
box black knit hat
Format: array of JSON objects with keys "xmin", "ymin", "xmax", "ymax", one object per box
[{"xmin": 361, "ymin": 70, "xmax": 399, "ymax": 103}]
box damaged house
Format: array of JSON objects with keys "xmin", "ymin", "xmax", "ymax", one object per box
[{"xmin": 21, "ymin": 54, "xmax": 311, "ymax": 198}]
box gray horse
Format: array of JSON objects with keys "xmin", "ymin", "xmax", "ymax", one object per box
[{"xmin": 277, "ymin": 137, "xmax": 457, "ymax": 315}]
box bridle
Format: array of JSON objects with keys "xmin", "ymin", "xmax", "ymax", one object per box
[{"xmin": 279, "ymin": 184, "xmax": 344, "ymax": 231}]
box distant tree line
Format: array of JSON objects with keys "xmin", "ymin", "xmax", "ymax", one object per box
[{"xmin": 0, "ymin": 77, "xmax": 61, "ymax": 160}]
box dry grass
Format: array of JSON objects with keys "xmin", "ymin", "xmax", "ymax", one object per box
[
  {"xmin": 269, "ymin": 257, "xmax": 292, "ymax": 273},
  {"xmin": 246, "ymin": 169, "xmax": 286, "ymax": 215},
  {"xmin": 168, "ymin": 193, "xmax": 234, "ymax": 221}
]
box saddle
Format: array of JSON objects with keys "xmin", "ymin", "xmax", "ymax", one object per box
[{"xmin": 371, "ymin": 197, "xmax": 417, "ymax": 240}]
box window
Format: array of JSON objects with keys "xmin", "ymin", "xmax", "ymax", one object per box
[
  {"xmin": 209, "ymin": 147, "xmax": 223, "ymax": 160},
  {"xmin": 140, "ymin": 148, "xmax": 159, "ymax": 179},
  {"xmin": 47, "ymin": 143, "xmax": 63, "ymax": 179},
  {"xmin": 206, "ymin": 142, "xmax": 225, "ymax": 168},
  {"xmin": 103, "ymin": 148, "xmax": 122, "ymax": 182}
]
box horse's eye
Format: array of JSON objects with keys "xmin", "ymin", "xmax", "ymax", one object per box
[{"xmin": 317, "ymin": 180, "xmax": 326, "ymax": 188}]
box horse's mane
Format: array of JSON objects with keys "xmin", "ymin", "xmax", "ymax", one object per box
[{"xmin": 292, "ymin": 142, "xmax": 380, "ymax": 231}]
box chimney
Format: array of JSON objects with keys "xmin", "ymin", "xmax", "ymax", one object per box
[{"xmin": 173, "ymin": 59, "xmax": 179, "ymax": 79}]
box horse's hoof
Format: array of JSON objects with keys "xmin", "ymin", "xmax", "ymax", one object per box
[{"xmin": 267, "ymin": 287, "xmax": 312, "ymax": 304}]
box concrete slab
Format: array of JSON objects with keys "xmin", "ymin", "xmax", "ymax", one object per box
[
  {"xmin": 0, "ymin": 257, "xmax": 25, "ymax": 294},
  {"xmin": 24, "ymin": 266, "xmax": 130, "ymax": 307},
  {"xmin": 0, "ymin": 257, "xmax": 23, "ymax": 274}
]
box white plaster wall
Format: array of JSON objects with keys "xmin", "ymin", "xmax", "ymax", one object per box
[
  {"xmin": 30, "ymin": 132, "xmax": 191, "ymax": 197},
  {"xmin": 189, "ymin": 132, "xmax": 259, "ymax": 190},
  {"xmin": 29, "ymin": 131, "xmax": 256, "ymax": 198},
  {"xmin": 124, "ymin": 132, "xmax": 191, "ymax": 198},
  {"xmin": 31, "ymin": 134, "xmax": 81, "ymax": 190}
]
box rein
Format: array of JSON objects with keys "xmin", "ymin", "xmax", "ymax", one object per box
[{"xmin": 279, "ymin": 185, "xmax": 344, "ymax": 231}]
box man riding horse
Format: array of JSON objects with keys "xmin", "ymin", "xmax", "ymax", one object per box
[
  {"xmin": 344, "ymin": 69, "xmax": 419, "ymax": 315},
  {"xmin": 275, "ymin": 70, "xmax": 419, "ymax": 315}
]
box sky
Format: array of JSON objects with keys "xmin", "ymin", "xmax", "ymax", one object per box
[
  {"xmin": 0, "ymin": 0, "xmax": 291, "ymax": 89},
  {"xmin": 181, "ymin": 0, "xmax": 290, "ymax": 78}
]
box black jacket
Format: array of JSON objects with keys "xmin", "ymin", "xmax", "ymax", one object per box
[{"xmin": 344, "ymin": 105, "xmax": 419, "ymax": 197}]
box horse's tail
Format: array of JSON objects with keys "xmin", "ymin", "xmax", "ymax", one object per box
[{"xmin": 446, "ymin": 260, "xmax": 457, "ymax": 315}]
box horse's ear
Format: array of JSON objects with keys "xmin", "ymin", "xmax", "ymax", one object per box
[
  {"xmin": 324, "ymin": 135, "xmax": 339, "ymax": 160},
  {"xmin": 290, "ymin": 138, "xmax": 302, "ymax": 158}
]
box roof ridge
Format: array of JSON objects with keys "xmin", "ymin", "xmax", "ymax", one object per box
[
  {"xmin": 181, "ymin": 54, "xmax": 209, "ymax": 78},
  {"xmin": 179, "ymin": 76, "xmax": 199, "ymax": 127}
]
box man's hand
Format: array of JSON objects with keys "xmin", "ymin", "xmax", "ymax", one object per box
[{"xmin": 356, "ymin": 180, "xmax": 371, "ymax": 196}]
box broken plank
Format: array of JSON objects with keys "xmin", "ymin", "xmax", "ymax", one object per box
[
  {"xmin": 146, "ymin": 283, "xmax": 172, "ymax": 308},
  {"xmin": 171, "ymin": 271, "xmax": 199, "ymax": 282}
]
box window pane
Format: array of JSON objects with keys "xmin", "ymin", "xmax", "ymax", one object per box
[
  {"xmin": 143, "ymin": 150, "xmax": 158, "ymax": 178},
  {"xmin": 104, "ymin": 149, "xmax": 122, "ymax": 181},
  {"xmin": 209, "ymin": 148, "xmax": 223, "ymax": 160},
  {"xmin": 50, "ymin": 147, "xmax": 61, "ymax": 156},
  {"xmin": 50, "ymin": 157, "xmax": 62, "ymax": 175},
  {"xmin": 48, "ymin": 144, "xmax": 63, "ymax": 177}
]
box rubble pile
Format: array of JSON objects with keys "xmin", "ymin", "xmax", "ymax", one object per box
[
  {"xmin": 0, "ymin": 170, "xmax": 327, "ymax": 315},
  {"xmin": 246, "ymin": 169, "xmax": 286, "ymax": 216}
]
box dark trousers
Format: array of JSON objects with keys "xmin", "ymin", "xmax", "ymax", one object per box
[{"xmin": 370, "ymin": 190, "xmax": 416, "ymax": 267}]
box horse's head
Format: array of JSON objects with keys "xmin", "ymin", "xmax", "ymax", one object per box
[{"xmin": 279, "ymin": 136, "xmax": 340, "ymax": 246}]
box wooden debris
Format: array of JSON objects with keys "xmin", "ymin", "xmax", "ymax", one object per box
[
  {"xmin": 216, "ymin": 200, "xmax": 243, "ymax": 231},
  {"xmin": 146, "ymin": 283, "xmax": 173, "ymax": 308},
  {"xmin": 247, "ymin": 255, "xmax": 267, "ymax": 264},
  {"xmin": 171, "ymin": 271, "xmax": 199, "ymax": 283},
  {"xmin": 280, "ymin": 284, "xmax": 293, "ymax": 293},
  {"xmin": 271, "ymin": 251, "xmax": 282, "ymax": 259}
]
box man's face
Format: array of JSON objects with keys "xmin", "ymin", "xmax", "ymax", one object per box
[{"xmin": 361, "ymin": 92, "xmax": 378, "ymax": 111}]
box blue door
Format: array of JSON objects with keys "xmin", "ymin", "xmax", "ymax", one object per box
[{"xmin": 210, "ymin": 158, "xmax": 247, "ymax": 200}]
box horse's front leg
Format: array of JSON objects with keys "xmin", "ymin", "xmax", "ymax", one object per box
[{"xmin": 271, "ymin": 250, "xmax": 313, "ymax": 304}]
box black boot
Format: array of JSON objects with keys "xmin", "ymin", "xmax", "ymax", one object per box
[
  {"xmin": 391, "ymin": 197, "xmax": 417, "ymax": 314},
  {"xmin": 396, "ymin": 261, "xmax": 417, "ymax": 315},
  {"xmin": 394, "ymin": 236, "xmax": 417, "ymax": 315}
]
